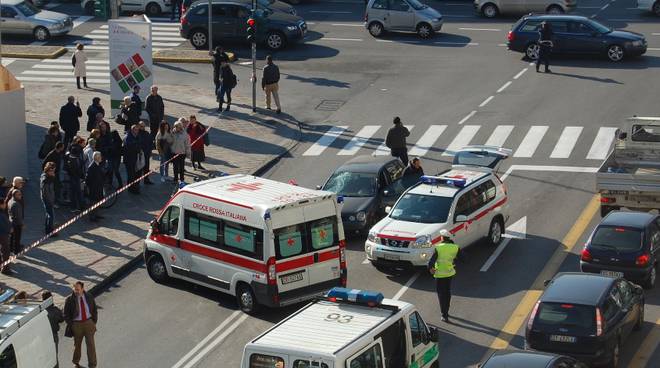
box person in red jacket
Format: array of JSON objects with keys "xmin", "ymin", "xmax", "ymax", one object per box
[{"xmin": 186, "ymin": 115, "xmax": 207, "ymax": 171}]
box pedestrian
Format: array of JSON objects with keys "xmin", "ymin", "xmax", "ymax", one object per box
[
  {"xmin": 118, "ymin": 96, "xmax": 140, "ymax": 132},
  {"xmin": 403, "ymin": 157, "xmax": 425, "ymax": 181},
  {"xmin": 96, "ymin": 121, "xmax": 111, "ymax": 162},
  {"xmin": 155, "ymin": 121, "xmax": 174, "ymax": 183},
  {"xmin": 63, "ymin": 281, "xmax": 98, "ymax": 368},
  {"xmin": 171, "ymin": 121, "xmax": 190, "ymax": 184},
  {"xmin": 39, "ymin": 125, "xmax": 64, "ymax": 160},
  {"xmin": 40, "ymin": 162, "xmax": 57, "ymax": 236},
  {"xmin": 64, "ymin": 143, "xmax": 85, "ymax": 212},
  {"xmin": 12, "ymin": 291, "xmax": 28, "ymax": 304},
  {"xmin": 86, "ymin": 97, "xmax": 105, "ymax": 132},
  {"xmin": 138, "ymin": 121, "xmax": 154, "ymax": 185},
  {"xmin": 4, "ymin": 176, "xmax": 25, "ymax": 208},
  {"xmin": 8, "ymin": 190, "xmax": 24, "ymax": 255},
  {"xmin": 131, "ymin": 85, "xmax": 143, "ymax": 119},
  {"xmin": 385, "ymin": 116, "xmax": 410, "ymax": 166},
  {"xmin": 537, "ymin": 21, "xmax": 553, "ymax": 73},
  {"xmin": 217, "ymin": 63, "xmax": 236, "ymax": 112},
  {"xmin": 0, "ymin": 177, "xmax": 8, "ymax": 205},
  {"xmin": 0, "ymin": 200, "xmax": 12, "ymax": 275},
  {"xmin": 59, "ymin": 96, "xmax": 83, "ymax": 148},
  {"xmin": 123, "ymin": 124, "xmax": 142, "ymax": 194},
  {"xmin": 212, "ymin": 46, "xmax": 230, "ymax": 91},
  {"xmin": 85, "ymin": 152, "xmax": 105, "ymax": 222},
  {"xmin": 171, "ymin": 0, "xmax": 182, "ymax": 20},
  {"xmin": 82, "ymin": 138, "xmax": 96, "ymax": 175},
  {"xmin": 186, "ymin": 115, "xmax": 206, "ymax": 170},
  {"xmin": 73, "ymin": 43, "xmax": 88, "ymax": 89},
  {"xmin": 145, "ymin": 85, "xmax": 165, "ymax": 140},
  {"xmin": 428, "ymin": 229, "xmax": 464, "ymax": 322},
  {"xmin": 261, "ymin": 55, "xmax": 282, "ymax": 114},
  {"xmin": 42, "ymin": 290, "xmax": 64, "ymax": 357},
  {"xmin": 108, "ymin": 129, "xmax": 124, "ymax": 188},
  {"xmin": 43, "ymin": 142, "xmax": 66, "ymax": 205}
]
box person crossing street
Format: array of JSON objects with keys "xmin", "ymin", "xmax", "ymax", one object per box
[
  {"xmin": 428, "ymin": 229, "xmax": 464, "ymax": 322},
  {"xmin": 536, "ymin": 21, "xmax": 554, "ymax": 73},
  {"xmin": 385, "ymin": 116, "xmax": 410, "ymax": 166}
]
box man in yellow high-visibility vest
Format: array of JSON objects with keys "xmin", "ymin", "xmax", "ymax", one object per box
[{"xmin": 428, "ymin": 229, "xmax": 464, "ymax": 322}]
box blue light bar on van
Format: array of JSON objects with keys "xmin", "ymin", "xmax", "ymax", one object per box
[
  {"xmin": 326, "ymin": 287, "xmax": 384, "ymax": 307},
  {"xmin": 420, "ymin": 175, "xmax": 466, "ymax": 188}
]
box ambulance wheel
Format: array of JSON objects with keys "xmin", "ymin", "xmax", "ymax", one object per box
[
  {"xmin": 236, "ymin": 283, "xmax": 259, "ymax": 314},
  {"xmin": 487, "ymin": 217, "xmax": 504, "ymax": 246},
  {"xmin": 147, "ymin": 254, "xmax": 169, "ymax": 283}
]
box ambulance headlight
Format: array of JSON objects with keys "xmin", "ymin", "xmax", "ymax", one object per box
[
  {"xmin": 367, "ymin": 231, "xmax": 379, "ymax": 243},
  {"xmin": 413, "ymin": 235, "xmax": 433, "ymax": 248},
  {"xmin": 356, "ymin": 211, "xmax": 367, "ymax": 222}
]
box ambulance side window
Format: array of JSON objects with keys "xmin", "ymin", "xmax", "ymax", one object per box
[
  {"xmin": 249, "ymin": 354, "xmax": 284, "ymax": 368},
  {"xmin": 408, "ymin": 312, "xmax": 428, "ymax": 347},
  {"xmin": 161, "ymin": 206, "xmax": 181, "ymax": 235},
  {"xmin": 348, "ymin": 341, "xmax": 384, "ymax": 368},
  {"xmin": 293, "ymin": 361, "xmax": 329, "ymax": 368},
  {"xmin": 184, "ymin": 211, "xmax": 264, "ymax": 260},
  {"xmin": 0, "ymin": 344, "xmax": 17, "ymax": 368},
  {"xmin": 454, "ymin": 194, "xmax": 471, "ymax": 220},
  {"xmin": 185, "ymin": 210, "xmax": 220, "ymax": 246},
  {"xmin": 223, "ymin": 221, "xmax": 264, "ymax": 260},
  {"xmin": 310, "ymin": 216, "xmax": 338, "ymax": 251}
]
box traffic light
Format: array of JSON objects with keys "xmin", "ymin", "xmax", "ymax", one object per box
[{"xmin": 247, "ymin": 18, "xmax": 256, "ymax": 43}]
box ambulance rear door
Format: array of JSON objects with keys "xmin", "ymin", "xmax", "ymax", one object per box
[
  {"xmin": 303, "ymin": 200, "xmax": 342, "ymax": 286},
  {"xmin": 272, "ymin": 207, "xmax": 312, "ymax": 293}
]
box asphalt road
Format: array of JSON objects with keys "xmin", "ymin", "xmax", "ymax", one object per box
[{"xmin": 25, "ymin": 0, "xmax": 659, "ymax": 367}]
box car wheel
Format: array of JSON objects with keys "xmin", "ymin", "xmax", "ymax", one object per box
[
  {"xmin": 653, "ymin": 1, "xmax": 660, "ymax": 16},
  {"xmin": 481, "ymin": 3, "xmax": 499, "ymax": 18},
  {"xmin": 546, "ymin": 5, "xmax": 564, "ymax": 14},
  {"xmin": 190, "ymin": 29, "xmax": 208, "ymax": 49},
  {"xmin": 417, "ymin": 22, "xmax": 433, "ymax": 38},
  {"xmin": 236, "ymin": 283, "xmax": 259, "ymax": 314},
  {"xmin": 266, "ymin": 31, "xmax": 286, "ymax": 50},
  {"xmin": 633, "ymin": 303, "xmax": 644, "ymax": 331},
  {"xmin": 145, "ymin": 2, "xmax": 162, "ymax": 16},
  {"xmin": 607, "ymin": 341, "xmax": 620, "ymax": 368},
  {"xmin": 147, "ymin": 254, "xmax": 169, "ymax": 283},
  {"xmin": 368, "ymin": 21, "xmax": 384, "ymax": 37},
  {"xmin": 84, "ymin": 1, "xmax": 95, "ymax": 15},
  {"xmin": 33, "ymin": 26, "xmax": 50, "ymax": 41},
  {"xmin": 607, "ymin": 44, "xmax": 625, "ymax": 62},
  {"xmin": 488, "ymin": 218, "xmax": 503, "ymax": 246},
  {"xmin": 525, "ymin": 42, "xmax": 540, "ymax": 60},
  {"xmin": 643, "ymin": 263, "xmax": 656, "ymax": 289}
]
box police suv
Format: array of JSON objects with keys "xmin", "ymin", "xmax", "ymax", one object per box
[
  {"xmin": 241, "ymin": 287, "xmax": 439, "ymax": 368},
  {"xmin": 365, "ymin": 146, "xmax": 511, "ymax": 268}
]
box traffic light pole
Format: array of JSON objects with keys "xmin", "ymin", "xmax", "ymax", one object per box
[
  {"xmin": 251, "ymin": 0, "xmax": 257, "ymax": 112},
  {"xmin": 208, "ymin": 0, "xmax": 213, "ymax": 54}
]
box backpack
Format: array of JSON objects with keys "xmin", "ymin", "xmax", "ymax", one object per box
[
  {"xmin": 229, "ymin": 73, "xmax": 237, "ymax": 89},
  {"xmin": 72, "ymin": 54, "xmax": 76, "ymax": 67}
]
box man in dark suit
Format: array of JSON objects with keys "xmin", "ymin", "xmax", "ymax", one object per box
[
  {"xmin": 85, "ymin": 151, "xmax": 105, "ymax": 221},
  {"xmin": 64, "ymin": 281, "xmax": 98, "ymax": 368},
  {"xmin": 59, "ymin": 96, "xmax": 83, "ymax": 149}
]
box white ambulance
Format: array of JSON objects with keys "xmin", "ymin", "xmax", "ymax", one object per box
[
  {"xmin": 144, "ymin": 174, "xmax": 347, "ymax": 313},
  {"xmin": 241, "ymin": 287, "xmax": 440, "ymax": 368}
]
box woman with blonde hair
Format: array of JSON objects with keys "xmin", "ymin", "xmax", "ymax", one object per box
[{"xmin": 73, "ymin": 43, "xmax": 88, "ymax": 89}]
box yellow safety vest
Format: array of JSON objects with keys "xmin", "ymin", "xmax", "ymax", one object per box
[{"xmin": 433, "ymin": 242, "xmax": 459, "ymax": 278}]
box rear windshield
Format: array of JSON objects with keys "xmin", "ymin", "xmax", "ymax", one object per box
[
  {"xmin": 591, "ymin": 226, "xmax": 643, "ymax": 252},
  {"xmin": 631, "ymin": 124, "xmax": 660, "ymax": 142},
  {"xmin": 390, "ymin": 193, "xmax": 453, "ymax": 224},
  {"xmin": 273, "ymin": 216, "xmax": 338, "ymax": 260},
  {"xmin": 452, "ymin": 151, "xmax": 502, "ymax": 169},
  {"xmin": 536, "ymin": 303, "xmax": 595, "ymax": 334},
  {"xmin": 250, "ymin": 354, "xmax": 284, "ymax": 368}
]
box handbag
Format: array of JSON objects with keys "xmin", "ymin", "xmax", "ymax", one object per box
[
  {"xmin": 136, "ymin": 151, "xmax": 146, "ymax": 171},
  {"xmin": 64, "ymin": 323, "xmax": 73, "ymax": 338}
]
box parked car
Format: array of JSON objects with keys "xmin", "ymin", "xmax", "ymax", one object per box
[
  {"xmin": 636, "ymin": 0, "xmax": 660, "ymax": 16},
  {"xmin": 82, "ymin": 0, "xmax": 172, "ymax": 16},
  {"xmin": 0, "ymin": 0, "xmax": 72, "ymax": 41},
  {"xmin": 507, "ymin": 14, "xmax": 647, "ymax": 62},
  {"xmin": 181, "ymin": 0, "xmax": 296, "ymax": 16},
  {"xmin": 581, "ymin": 211, "xmax": 659, "ymax": 289},
  {"xmin": 364, "ymin": 0, "xmax": 443, "ymax": 38},
  {"xmin": 526, "ymin": 273, "xmax": 644, "ymax": 367},
  {"xmin": 319, "ymin": 156, "xmax": 415, "ymax": 233},
  {"xmin": 474, "ymin": 0, "xmax": 576, "ymax": 18},
  {"xmin": 479, "ymin": 350, "xmax": 588, "ymax": 368},
  {"xmin": 181, "ymin": 1, "xmax": 306, "ymax": 50}
]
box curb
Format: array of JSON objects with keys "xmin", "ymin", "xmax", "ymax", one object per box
[
  {"xmin": 152, "ymin": 51, "xmax": 237, "ymax": 64},
  {"xmin": 0, "ymin": 47, "xmax": 67, "ymax": 59}
]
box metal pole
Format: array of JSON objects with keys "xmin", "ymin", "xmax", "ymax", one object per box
[
  {"xmin": 208, "ymin": 0, "xmax": 212, "ymax": 54},
  {"xmin": 110, "ymin": 0, "xmax": 118, "ymax": 19},
  {"xmin": 0, "ymin": 0, "xmax": 4, "ymax": 66},
  {"xmin": 251, "ymin": 0, "xmax": 256, "ymax": 112}
]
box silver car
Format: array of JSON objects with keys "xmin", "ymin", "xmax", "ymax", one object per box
[
  {"xmin": 365, "ymin": 0, "xmax": 443, "ymax": 38},
  {"xmin": 0, "ymin": 0, "xmax": 73, "ymax": 41}
]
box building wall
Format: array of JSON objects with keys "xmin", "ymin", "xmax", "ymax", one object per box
[{"xmin": 0, "ymin": 65, "xmax": 28, "ymax": 179}]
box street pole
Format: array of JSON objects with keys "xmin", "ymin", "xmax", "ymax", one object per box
[
  {"xmin": 208, "ymin": 0, "xmax": 212, "ymax": 54},
  {"xmin": 251, "ymin": 0, "xmax": 256, "ymax": 112},
  {"xmin": 110, "ymin": 0, "xmax": 118, "ymax": 19},
  {"xmin": 0, "ymin": 0, "xmax": 4, "ymax": 66}
]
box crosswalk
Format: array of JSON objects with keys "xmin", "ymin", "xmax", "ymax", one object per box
[{"xmin": 302, "ymin": 124, "xmax": 618, "ymax": 161}]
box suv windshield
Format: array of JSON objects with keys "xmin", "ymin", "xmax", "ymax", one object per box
[
  {"xmin": 323, "ymin": 171, "xmax": 376, "ymax": 197},
  {"xmin": 390, "ymin": 193, "xmax": 453, "ymax": 223},
  {"xmin": 407, "ymin": 0, "xmax": 427, "ymax": 10},
  {"xmin": 591, "ymin": 226, "xmax": 643, "ymax": 252},
  {"xmin": 16, "ymin": 1, "xmax": 40, "ymax": 16},
  {"xmin": 587, "ymin": 19, "xmax": 611, "ymax": 34},
  {"xmin": 535, "ymin": 302, "xmax": 595, "ymax": 335}
]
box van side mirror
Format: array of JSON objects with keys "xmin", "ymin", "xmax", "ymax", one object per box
[
  {"xmin": 385, "ymin": 206, "xmax": 391, "ymax": 214},
  {"xmin": 150, "ymin": 219, "xmax": 160, "ymax": 234},
  {"xmin": 428, "ymin": 324, "xmax": 439, "ymax": 343},
  {"xmin": 455, "ymin": 215, "xmax": 467, "ymax": 223},
  {"xmin": 618, "ymin": 132, "xmax": 627, "ymax": 140}
]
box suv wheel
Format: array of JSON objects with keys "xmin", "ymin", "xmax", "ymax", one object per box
[
  {"xmin": 525, "ymin": 42, "xmax": 540, "ymax": 60},
  {"xmin": 146, "ymin": 2, "xmax": 162, "ymax": 16},
  {"xmin": 607, "ymin": 44, "xmax": 625, "ymax": 62},
  {"xmin": 417, "ymin": 22, "xmax": 433, "ymax": 38},
  {"xmin": 368, "ymin": 22, "xmax": 384, "ymax": 37},
  {"xmin": 266, "ymin": 31, "xmax": 286, "ymax": 50},
  {"xmin": 33, "ymin": 26, "xmax": 50, "ymax": 41},
  {"xmin": 488, "ymin": 218, "xmax": 503, "ymax": 246},
  {"xmin": 236, "ymin": 284, "xmax": 259, "ymax": 314},
  {"xmin": 643, "ymin": 263, "xmax": 656, "ymax": 289},
  {"xmin": 546, "ymin": 5, "xmax": 564, "ymax": 14},
  {"xmin": 190, "ymin": 29, "xmax": 208, "ymax": 49},
  {"xmin": 481, "ymin": 3, "xmax": 499, "ymax": 18}
]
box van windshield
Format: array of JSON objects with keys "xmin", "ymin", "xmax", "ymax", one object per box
[
  {"xmin": 535, "ymin": 303, "xmax": 595, "ymax": 335},
  {"xmin": 274, "ymin": 216, "xmax": 338, "ymax": 260},
  {"xmin": 591, "ymin": 226, "xmax": 643, "ymax": 252},
  {"xmin": 407, "ymin": 0, "xmax": 427, "ymax": 10}
]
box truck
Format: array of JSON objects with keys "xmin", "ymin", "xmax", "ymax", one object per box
[{"xmin": 596, "ymin": 117, "xmax": 660, "ymax": 217}]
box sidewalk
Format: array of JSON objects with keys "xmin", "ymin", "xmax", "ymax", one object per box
[{"xmin": 0, "ymin": 83, "xmax": 300, "ymax": 306}]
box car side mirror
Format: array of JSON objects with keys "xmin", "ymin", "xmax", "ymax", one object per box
[
  {"xmin": 428, "ymin": 324, "xmax": 439, "ymax": 343},
  {"xmin": 150, "ymin": 218, "xmax": 160, "ymax": 234},
  {"xmin": 455, "ymin": 215, "xmax": 467, "ymax": 223},
  {"xmin": 382, "ymin": 189, "xmax": 391, "ymax": 197},
  {"xmin": 618, "ymin": 132, "xmax": 627, "ymax": 140},
  {"xmin": 316, "ymin": 185, "xmax": 322, "ymax": 190},
  {"xmin": 385, "ymin": 206, "xmax": 391, "ymax": 214},
  {"xmin": 543, "ymin": 279, "xmax": 552, "ymax": 287}
]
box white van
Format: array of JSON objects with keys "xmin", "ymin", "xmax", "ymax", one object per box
[
  {"xmin": 144, "ymin": 174, "xmax": 347, "ymax": 313},
  {"xmin": 241, "ymin": 287, "xmax": 440, "ymax": 368},
  {"xmin": 0, "ymin": 290, "xmax": 58, "ymax": 368}
]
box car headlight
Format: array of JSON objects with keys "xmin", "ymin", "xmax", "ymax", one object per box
[
  {"xmin": 413, "ymin": 235, "xmax": 433, "ymax": 248},
  {"xmin": 286, "ymin": 25, "xmax": 297, "ymax": 31},
  {"xmin": 367, "ymin": 231, "xmax": 380, "ymax": 243},
  {"xmin": 632, "ymin": 40, "xmax": 643, "ymax": 47},
  {"xmin": 435, "ymin": 17, "xmax": 442, "ymax": 22},
  {"xmin": 356, "ymin": 211, "xmax": 367, "ymax": 222}
]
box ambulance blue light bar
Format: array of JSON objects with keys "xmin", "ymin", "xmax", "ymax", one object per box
[
  {"xmin": 420, "ymin": 175, "xmax": 467, "ymax": 188},
  {"xmin": 326, "ymin": 287, "xmax": 384, "ymax": 307}
]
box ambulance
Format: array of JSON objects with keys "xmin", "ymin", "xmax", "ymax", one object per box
[
  {"xmin": 144, "ymin": 174, "xmax": 347, "ymax": 313},
  {"xmin": 241, "ymin": 287, "xmax": 440, "ymax": 368}
]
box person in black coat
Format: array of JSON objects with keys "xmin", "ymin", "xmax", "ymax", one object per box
[
  {"xmin": 86, "ymin": 97, "xmax": 105, "ymax": 132},
  {"xmin": 42, "ymin": 142, "xmax": 66, "ymax": 204},
  {"xmin": 138, "ymin": 121, "xmax": 154, "ymax": 185},
  {"xmin": 64, "ymin": 144, "xmax": 85, "ymax": 212},
  {"xmin": 85, "ymin": 152, "xmax": 105, "ymax": 221},
  {"xmin": 145, "ymin": 86, "xmax": 165, "ymax": 139},
  {"xmin": 537, "ymin": 21, "xmax": 554, "ymax": 73},
  {"xmin": 108, "ymin": 130, "xmax": 124, "ymax": 187},
  {"xmin": 123, "ymin": 125, "xmax": 142, "ymax": 194},
  {"xmin": 403, "ymin": 157, "xmax": 425, "ymax": 181},
  {"xmin": 59, "ymin": 96, "xmax": 83, "ymax": 148},
  {"xmin": 131, "ymin": 85, "xmax": 143, "ymax": 118},
  {"xmin": 212, "ymin": 46, "xmax": 230, "ymax": 90},
  {"xmin": 119, "ymin": 96, "xmax": 140, "ymax": 132},
  {"xmin": 385, "ymin": 116, "xmax": 410, "ymax": 166}
]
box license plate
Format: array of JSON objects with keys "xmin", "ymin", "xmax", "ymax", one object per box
[
  {"xmin": 550, "ymin": 335, "xmax": 576, "ymax": 343},
  {"xmin": 382, "ymin": 253, "xmax": 400, "ymax": 261},
  {"xmin": 280, "ymin": 271, "xmax": 304, "ymax": 284},
  {"xmin": 601, "ymin": 270, "xmax": 624, "ymax": 278}
]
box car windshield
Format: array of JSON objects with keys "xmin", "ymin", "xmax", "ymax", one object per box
[
  {"xmin": 323, "ymin": 171, "xmax": 376, "ymax": 197},
  {"xmin": 588, "ymin": 19, "xmax": 611, "ymax": 34},
  {"xmin": 407, "ymin": 0, "xmax": 427, "ymax": 10},
  {"xmin": 591, "ymin": 226, "xmax": 643, "ymax": 252},
  {"xmin": 15, "ymin": 1, "xmax": 40, "ymax": 16},
  {"xmin": 389, "ymin": 193, "xmax": 453, "ymax": 224},
  {"xmin": 535, "ymin": 303, "xmax": 595, "ymax": 335}
]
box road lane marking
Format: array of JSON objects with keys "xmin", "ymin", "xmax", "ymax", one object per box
[
  {"xmin": 338, "ymin": 125, "xmax": 381, "ymax": 156},
  {"xmin": 648, "ymin": 47, "xmax": 660, "ymax": 51},
  {"xmin": 73, "ymin": 16, "xmax": 94, "ymax": 30},
  {"xmin": 409, "ymin": 125, "xmax": 447, "ymax": 156},
  {"xmin": 42, "ymin": 59, "xmax": 109, "ymax": 64},
  {"xmin": 1, "ymin": 59, "xmax": 16, "ymax": 67},
  {"xmin": 442, "ymin": 125, "xmax": 481, "ymax": 156},
  {"xmin": 600, "ymin": 3, "xmax": 610, "ymax": 10},
  {"xmin": 550, "ymin": 126, "xmax": 583, "ymax": 159},
  {"xmin": 34, "ymin": 64, "xmax": 108, "ymax": 71},
  {"xmin": 484, "ymin": 194, "xmax": 600, "ymax": 353},
  {"xmin": 457, "ymin": 110, "xmax": 476, "ymax": 125},
  {"xmin": 21, "ymin": 70, "xmax": 108, "ymax": 77},
  {"xmin": 182, "ymin": 314, "xmax": 250, "ymax": 368},
  {"xmin": 480, "ymin": 217, "xmax": 526, "ymax": 272},
  {"xmin": 513, "ymin": 68, "xmax": 528, "ymax": 79},
  {"xmin": 514, "ymin": 126, "xmax": 549, "ymax": 158},
  {"xmin": 303, "ymin": 126, "xmax": 349, "ymax": 156},
  {"xmin": 374, "ymin": 125, "xmax": 414, "ymax": 156},
  {"xmin": 653, "ymin": 33, "xmax": 660, "ymax": 36},
  {"xmin": 392, "ymin": 272, "xmax": 420, "ymax": 300},
  {"xmin": 459, "ymin": 27, "xmax": 502, "ymax": 32},
  {"xmin": 586, "ymin": 127, "xmax": 617, "ymax": 160},
  {"xmin": 496, "ymin": 81, "xmax": 512, "ymax": 93},
  {"xmin": 434, "ymin": 42, "xmax": 479, "ymax": 46},
  {"xmin": 479, "ymin": 95, "xmax": 494, "ymax": 107},
  {"xmin": 500, "ymin": 165, "xmax": 598, "ymax": 181},
  {"xmin": 485, "ymin": 125, "xmax": 514, "ymax": 147},
  {"xmin": 376, "ymin": 39, "xmax": 394, "ymax": 43},
  {"xmin": 16, "ymin": 76, "xmax": 110, "ymax": 84},
  {"xmin": 171, "ymin": 310, "xmax": 242, "ymax": 368},
  {"xmin": 320, "ymin": 37, "xmax": 364, "ymax": 42},
  {"xmin": 628, "ymin": 318, "xmax": 660, "ymax": 368},
  {"xmin": 362, "ymin": 258, "xmax": 370, "ymax": 264}
]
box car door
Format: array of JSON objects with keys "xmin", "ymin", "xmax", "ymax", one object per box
[
  {"xmin": 156, "ymin": 206, "xmax": 192, "ymax": 274},
  {"xmin": 387, "ymin": 0, "xmax": 414, "ymax": 31},
  {"xmin": 615, "ymin": 280, "xmax": 638, "ymax": 338},
  {"xmin": 406, "ymin": 311, "xmax": 436, "ymax": 368},
  {"xmin": 452, "ymin": 191, "xmax": 478, "ymax": 246},
  {"xmin": 565, "ymin": 21, "xmax": 604, "ymax": 54},
  {"xmin": 369, "ymin": 0, "xmax": 390, "ymax": 27},
  {"xmin": 347, "ymin": 339, "xmax": 385, "ymax": 368},
  {"xmin": 468, "ymin": 180, "xmax": 498, "ymax": 240},
  {"xmin": 212, "ymin": 4, "xmax": 237, "ymax": 39},
  {"xmin": 546, "ymin": 20, "xmax": 569, "ymax": 52},
  {"xmin": 1, "ymin": 6, "xmax": 26, "ymax": 34},
  {"xmin": 382, "ymin": 161, "xmax": 406, "ymax": 207}
]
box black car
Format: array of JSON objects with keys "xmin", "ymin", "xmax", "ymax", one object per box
[
  {"xmin": 581, "ymin": 211, "xmax": 659, "ymax": 289},
  {"xmin": 479, "ymin": 350, "xmax": 587, "ymax": 368},
  {"xmin": 526, "ymin": 273, "xmax": 644, "ymax": 367},
  {"xmin": 181, "ymin": 1, "xmax": 306, "ymax": 50},
  {"xmin": 180, "ymin": 0, "xmax": 296, "ymax": 17},
  {"xmin": 320, "ymin": 156, "xmax": 417, "ymax": 233},
  {"xmin": 507, "ymin": 15, "xmax": 647, "ymax": 62}
]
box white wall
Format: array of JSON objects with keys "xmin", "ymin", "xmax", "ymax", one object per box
[{"xmin": 0, "ymin": 65, "xmax": 28, "ymax": 179}]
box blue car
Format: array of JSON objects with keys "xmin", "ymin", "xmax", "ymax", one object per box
[{"xmin": 507, "ymin": 14, "xmax": 647, "ymax": 62}]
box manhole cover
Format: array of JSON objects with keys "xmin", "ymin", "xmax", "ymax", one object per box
[{"xmin": 315, "ymin": 100, "xmax": 346, "ymax": 111}]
